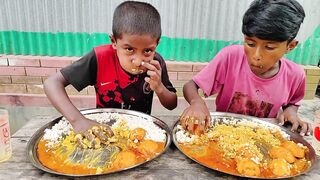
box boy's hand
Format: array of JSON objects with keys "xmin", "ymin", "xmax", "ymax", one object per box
[
  {"xmin": 142, "ymin": 60, "xmax": 163, "ymax": 93},
  {"xmin": 180, "ymin": 99, "xmax": 211, "ymax": 134},
  {"xmin": 72, "ymin": 116, "xmax": 113, "ymax": 135},
  {"xmin": 277, "ymin": 107, "xmax": 311, "ymax": 136}
]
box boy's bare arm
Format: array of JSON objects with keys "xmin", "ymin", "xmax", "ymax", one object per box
[
  {"xmin": 44, "ymin": 71, "xmax": 98, "ymax": 133},
  {"xmin": 183, "ymin": 80, "xmax": 203, "ymax": 105},
  {"xmin": 142, "ymin": 60, "xmax": 177, "ymax": 110},
  {"xmin": 154, "ymin": 83, "xmax": 177, "ymax": 110}
]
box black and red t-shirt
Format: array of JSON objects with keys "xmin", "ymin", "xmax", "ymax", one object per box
[{"xmin": 60, "ymin": 44, "xmax": 176, "ymax": 114}]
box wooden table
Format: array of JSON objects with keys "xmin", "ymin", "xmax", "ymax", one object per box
[{"xmin": 1, "ymin": 114, "xmax": 320, "ymax": 179}]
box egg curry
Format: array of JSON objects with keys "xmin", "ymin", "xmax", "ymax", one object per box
[
  {"xmin": 178, "ymin": 123, "xmax": 311, "ymax": 178},
  {"xmin": 37, "ymin": 120, "xmax": 165, "ymax": 175}
]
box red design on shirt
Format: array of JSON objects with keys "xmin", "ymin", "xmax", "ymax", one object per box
[
  {"xmin": 227, "ymin": 92, "xmax": 273, "ymax": 118},
  {"xmin": 93, "ymin": 45, "xmax": 151, "ymax": 113},
  {"xmin": 114, "ymin": 91, "xmax": 123, "ymax": 103}
]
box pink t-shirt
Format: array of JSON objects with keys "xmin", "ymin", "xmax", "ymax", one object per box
[{"xmin": 193, "ymin": 45, "xmax": 305, "ymax": 118}]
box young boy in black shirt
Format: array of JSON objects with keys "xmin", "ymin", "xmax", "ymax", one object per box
[{"xmin": 44, "ymin": 1, "xmax": 177, "ymax": 133}]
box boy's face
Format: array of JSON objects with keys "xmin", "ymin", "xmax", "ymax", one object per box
[
  {"xmin": 111, "ymin": 33, "xmax": 158, "ymax": 75},
  {"xmin": 244, "ymin": 36, "xmax": 297, "ymax": 78}
]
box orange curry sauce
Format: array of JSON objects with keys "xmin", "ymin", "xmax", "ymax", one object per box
[
  {"xmin": 37, "ymin": 140, "xmax": 165, "ymax": 175},
  {"xmin": 179, "ymin": 141, "xmax": 307, "ymax": 178}
]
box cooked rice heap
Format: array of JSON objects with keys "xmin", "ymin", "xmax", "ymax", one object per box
[
  {"xmin": 208, "ymin": 124, "xmax": 281, "ymax": 162},
  {"xmin": 43, "ymin": 112, "xmax": 166, "ymax": 148},
  {"xmin": 176, "ymin": 117, "xmax": 290, "ymax": 163}
]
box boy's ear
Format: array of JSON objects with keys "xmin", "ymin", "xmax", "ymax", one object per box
[
  {"xmin": 109, "ymin": 35, "xmax": 117, "ymax": 49},
  {"xmin": 286, "ymin": 40, "xmax": 298, "ymax": 53}
]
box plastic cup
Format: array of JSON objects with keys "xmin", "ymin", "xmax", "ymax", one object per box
[{"xmin": 0, "ymin": 108, "xmax": 12, "ymax": 163}]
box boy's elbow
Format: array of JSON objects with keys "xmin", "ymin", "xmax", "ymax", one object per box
[
  {"xmin": 43, "ymin": 76, "xmax": 50, "ymax": 88},
  {"xmin": 167, "ymin": 104, "xmax": 177, "ymax": 110},
  {"xmin": 167, "ymin": 96, "xmax": 178, "ymax": 110},
  {"xmin": 43, "ymin": 73, "xmax": 66, "ymax": 94},
  {"xmin": 43, "ymin": 76, "xmax": 54, "ymax": 95}
]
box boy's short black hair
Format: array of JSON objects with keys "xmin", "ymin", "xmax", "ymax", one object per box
[
  {"xmin": 112, "ymin": 1, "xmax": 161, "ymax": 40},
  {"xmin": 242, "ymin": 0, "xmax": 305, "ymax": 42}
]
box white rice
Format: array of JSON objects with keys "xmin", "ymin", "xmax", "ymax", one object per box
[
  {"xmin": 176, "ymin": 117, "xmax": 290, "ymax": 143},
  {"xmin": 83, "ymin": 112, "xmax": 118, "ymax": 124},
  {"xmin": 42, "ymin": 119, "xmax": 72, "ymax": 147},
  {"xmin": 175, "ymin": 125, "xmax": 196, "ymax": 143},
  {"xmin": 110, "ymin": 114, "xmax": 166, "ymax": 142}
]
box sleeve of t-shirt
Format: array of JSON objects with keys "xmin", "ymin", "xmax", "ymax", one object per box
[
  {"xmin": 287, "ymin": 72, "xmax": 306, "ymax": 107},
  {"xmin": 60, "ymin": 50, "xmax": 97, "ymax": 91},
  {"xmin": 192, "ymin": 47, "xmax": 229, "ymax": 97},
  {"xmin": 154, "ymin": 53, "xmax": 177, "ymax": 93}
]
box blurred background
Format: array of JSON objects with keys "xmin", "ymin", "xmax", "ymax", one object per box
[{"xmin": 0, "ymin": 0, "xmax": 319, "ymax": 64}]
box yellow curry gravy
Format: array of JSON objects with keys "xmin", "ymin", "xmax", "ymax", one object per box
[
  {"xmin": 37, "ymin": 139, "xmax": 165, "ymax": 175},
  {"xmin": 179, "ymin": 140, "xmax": 310, "ymax": 178}
]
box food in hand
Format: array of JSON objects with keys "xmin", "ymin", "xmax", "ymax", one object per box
[{"xmin": 74, "ymin": 126, "xmax": 113, "ymax": 149}]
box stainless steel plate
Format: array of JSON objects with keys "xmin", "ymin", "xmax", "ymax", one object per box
[
  {"xmin": 27, "ymin": 108, "xmax": 172, "ymax": 177},
  {"xmin": 172, "ymin": 112, "xmax": 317, "ymax": 179}
]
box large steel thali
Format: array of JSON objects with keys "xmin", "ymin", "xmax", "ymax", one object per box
[
  {"xmin": 172, "ymin": 112, "xmax": 317, "ymax": 179},
  {"xmin": 27, "ymin": 108, "xmax": 172, "ymax": 177}
]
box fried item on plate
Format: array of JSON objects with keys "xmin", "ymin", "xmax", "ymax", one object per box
[
  {"xmin": 137, "ymin": 139, "xmax": 159, "ymax": 156},
  {"xmin": 236, "ymin": 159, "xmax": 261, "ymax": 177},
  {"xmin": 281, "ymin": 141, "xmax": 305, "ymax": 158},
  {"xmin": 268, "ymin": 158, "xmax": 291, "ymax": 176},
  {"xmin": 293, "ymin": 159, "xmax": 308, "ymax": 172},
  {"xmin": 113, "ymin": 150, "xmax": 137, "ymax": 169},
  {"xmin": 130, "ymin": 128, "xmax": 147, "ymax": 141},
  {"xmin": 269, "ymin": 146, "xmax": 296, "ymax": 163}
]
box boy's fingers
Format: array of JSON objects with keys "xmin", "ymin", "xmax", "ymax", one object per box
[
  {"xmin": 180, "ymin": 116, "xmax": 188, "ymax": 130},
  {"xmin": 299, "ymin": 121, "xmax": 308, "ymax": 136},
  {"xmin": 142, "ymin": 61, "xmax": 157, "ymax": 71},
  {"xmin": 278, "ymin": 113, "xmax": 285, "ymax": 125},
  {"xmin": 149, "ymin": 59, "xmax": 161, "ymax": 70},
  {"xmin": 206, "ymin": 113, "xmax": 212, "ymax": 125},
  {"xmin": 147, "ymin": 70, "xmax": 157, "ymax": 78},
  {"xmin": 290, "ymin": 120, "xmax": 299, "ymax": 132},
  {"xmin": 199, "ymin": 117, "xmax": 205, "ymax": 132},
  {"xmin": 180, "ymin": 118, "xmax": 185, "ymax": 129},
  {"xmin": 187, "ymin": 117, "xmax": 195, "ymax": 132},
  {"xmin": 307, "ymin": 123, "xmax": 312, "ymax": 135},
  {"xmin": 100, "ymin": 124, "xmax": 114, "ymax": 136},
  {"xmin": 179, "ymin": 110, "xmax": 188, "ymax": 129},
  {"xmin": 206, "ymin": 115, "xmax": 212, "ymax": 126},
  {"xmin": 144, "ymin": 77, "xmax": 151, "ymax": 83}
]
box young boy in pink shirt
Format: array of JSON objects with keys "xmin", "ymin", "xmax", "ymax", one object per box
[{"xmin": 180, "ymin": 0, "xmax": 311, "ymax": 136}]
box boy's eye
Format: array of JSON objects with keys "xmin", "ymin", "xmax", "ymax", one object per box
[
  {"xmin": 144, "ymin": 49, "xmax": 153, "ymax": 54},
  {"xmin": 126, "ymin": 48, "xmax": 134, "ymax": 52},
  {"xmin": 265, "ymin": 46, "xmax": 275, "ymax": 50},
  {"xmin": 246, "ymin": 42, "xmax": 255, "ymax": 47}
]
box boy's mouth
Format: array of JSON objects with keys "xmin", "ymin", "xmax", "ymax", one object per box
[
  {"xmin": 250, "ymin": 64, "xmax": 263, "ymax": 69},
  {"xmin": 131, "ymin": 68, "xmax": 144, "ymax": 74},
  {"xmin": 131, "ymin": 61, "xmax": 147, "ymax": 74},
  {"xmin": 250, "ymin": 64, "xmax": 264, "ymax": 75}
]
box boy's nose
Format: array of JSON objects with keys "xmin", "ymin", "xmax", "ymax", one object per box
[
  {"xmin": 253, "ymin": 48, "xmax": 262, "ymax": 61},
  {"xmin": 132, "ymin": 58, "xmax": 143, "ymax": 66}
]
